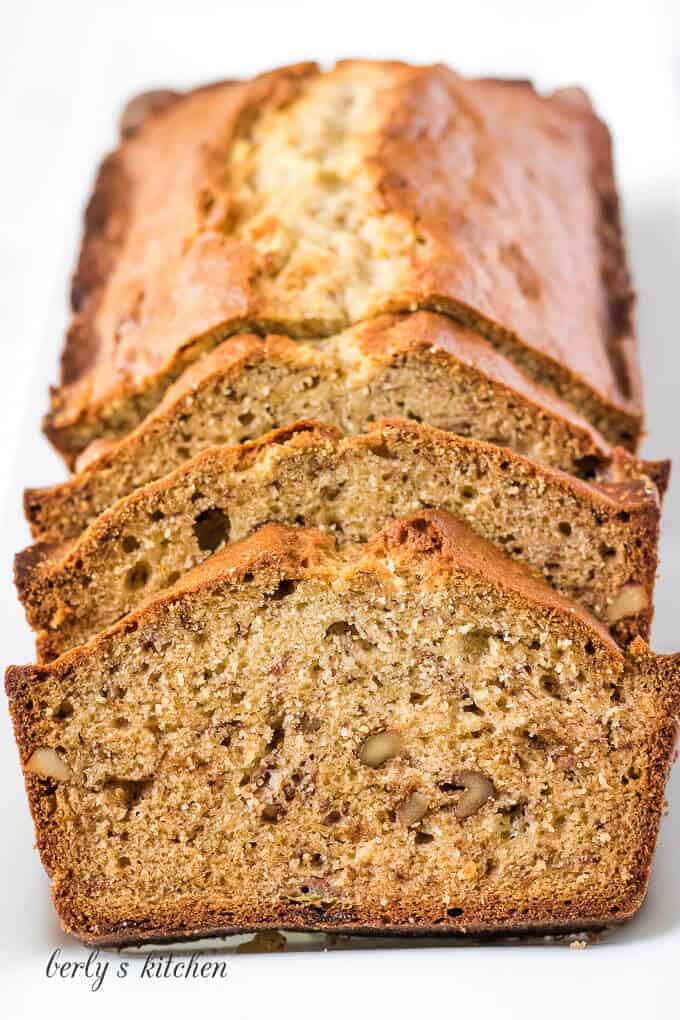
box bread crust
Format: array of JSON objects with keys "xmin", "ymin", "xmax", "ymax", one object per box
[
  {"xmin": 6, "ymin": 513, "xmax": 678, "ymax": 945},
  {"xmin": 44, "ymin": 62, "xmax": 642, "ymax": 461}
]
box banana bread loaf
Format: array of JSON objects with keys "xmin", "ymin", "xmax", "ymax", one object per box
[
  {"xmin": 45, "ymin": 61, "xmax": 641, "ymax": 462},
  {"xmin": 7, "ymin": 511, "xmax": 678, "ymax": 945},
  {"xmin": 16, "ymin": 419, "xmax": 660, "ymax": 660},
  {"xmin": 28, "ymin": 314, "xmax": 666, "ymax": 543}
]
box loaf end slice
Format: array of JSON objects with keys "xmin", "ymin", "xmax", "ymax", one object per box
[{"xmin": 44, "ymin": 62, "xmax": 642, "ymax": 460}]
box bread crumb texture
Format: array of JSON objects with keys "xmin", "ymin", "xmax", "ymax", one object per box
[
  {"xmin": 7, "ymin": 513, "xmax": 678, "ymax": 944},
  {"xmin": 30, "ymin": 313, "xmax": 665, "ymax": 542},
  {"xmin": 16, "ymin": 419, "xmax": 659, "ymax": 660}
]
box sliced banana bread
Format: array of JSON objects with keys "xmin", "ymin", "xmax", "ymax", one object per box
[
  {"xmin": 16, "ymin": 419, "xmax": 660, "ymax": 660},
  {"xmin": 28, "ymin": 314, "xmax": 667, "ymax": 544},
  {"xmin": 45, "ymin": 61, "xmax": 641, "ymax": 461},
  {"xmin": 7, "ymin": 511, "xmax": 678, "ymax": 945}
]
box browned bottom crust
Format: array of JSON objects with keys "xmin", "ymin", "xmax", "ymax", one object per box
[{"xmin": 53, "ymin": 899, "xmax": 630, "ymax": 949}]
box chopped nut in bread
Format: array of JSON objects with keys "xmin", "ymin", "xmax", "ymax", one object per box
[{"xmin": 7, "ymin": 512, "xmax": 678, "ymax": 944}]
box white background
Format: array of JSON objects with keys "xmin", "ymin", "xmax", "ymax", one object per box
[{"xmin": 1, "ymin": 1, "xmax": 679, "ymax": 1017}]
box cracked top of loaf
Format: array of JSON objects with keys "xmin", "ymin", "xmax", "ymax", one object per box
[{"xmin": 46, "ymin": 60, "xmax": 641, "ymax": 459}]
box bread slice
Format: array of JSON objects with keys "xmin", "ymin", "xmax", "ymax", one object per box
[
  {"xmin": 7, "ymin": 511, "xmax": 677, "ymax": 946},
  {"xmin": 28, "ymin": 314, "xmax": 667, "ymax": 543},
  {"xmin": 16, "ymin": 419, "xmax": 660, "ymax": 661},
  {"xmin": 45, "ymin": 62, "xmax": 641, "ymax": 462}
]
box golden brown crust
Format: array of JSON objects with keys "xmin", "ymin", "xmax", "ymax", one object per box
[
  {"xmin": 44, "ymin": 64, "xmax": 318, "ymax": 462},
  {"xmin": 366, "ymin": 71, "xmax": 641, "ymax": 441},
  {"xmin": 44, "ymin": 63, "xmax": 642, "ymax": 460}
]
